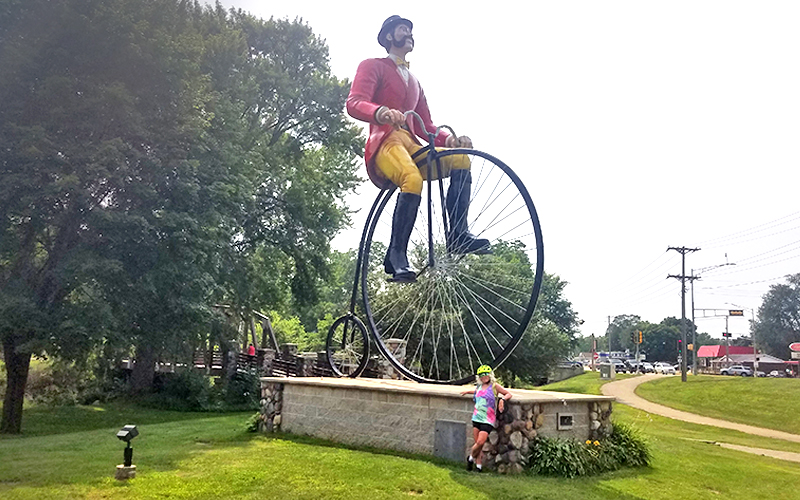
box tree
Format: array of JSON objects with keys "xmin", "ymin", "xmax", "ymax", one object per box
[
  {"xmin": 751, "ymin": 273, "xmax": 800, "ymax": 359},
  {"xmin": 498, "ymin": 273, "xmax": 579, "ymax": 386},
  {"xmin": 1, "ymin": 0, "xmax": 362, "ymax": 431},
  {"xmin": 605, "ymin": 315, "xmax": 643, "ymax": 353},
  {"xmin": 1, "ymin": 0, "xmax": 214, "ymax": 431},
  {"xmin": 639, "ymin": 317, "xmax": 688, "ymax": 364}
]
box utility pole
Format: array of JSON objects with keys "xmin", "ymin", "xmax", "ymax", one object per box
[
  {"xmin": 691, "ymin": 260, "xmax": 736, "ymax": 375},
  {"xmin": 668, "ymin": 246, "xmax": 700, "ymax": 382}
]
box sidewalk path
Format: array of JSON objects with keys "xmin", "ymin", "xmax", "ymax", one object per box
[{"xmin": 601, "ymin": 374, "xmax": 800, "ymax": 445}]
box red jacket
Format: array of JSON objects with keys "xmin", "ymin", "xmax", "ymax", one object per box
[{"xmin": 347, "ymin": 57, "xmax": 450, "ymax": 188}]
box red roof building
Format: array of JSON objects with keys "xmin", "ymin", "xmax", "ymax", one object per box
[{"xmin": 696, "ymin": 345, "xmax": 756, "ymax": 358}]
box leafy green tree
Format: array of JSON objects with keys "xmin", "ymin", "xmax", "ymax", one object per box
[
  {"xmin": 499, "ymin": 273, "xmax": 579, "ymax": 386},
  {"xmin": 203, "ymin": 9, "xmax": 362, "ymax": 326},
  {"xmin": 1, "ymin": 0, "xmax": 362, "ymax": 431},
  {"xmin": 751, "ymin": 273, "xmax": 800, "ymax": 358},
  {"xmin": 296, "ymin": 249, "xmax": 358, "ymax": 332},
  {"xmin": 639, "ymin": 317, "xmax": 688, "ymax": 363},
  {"xmin": 1, "ymin": 0, "xmax": 215, "ymax": 431},
  {"xmin": 605, "ymin": 315, "xmax": 643, "ymax": 352}
]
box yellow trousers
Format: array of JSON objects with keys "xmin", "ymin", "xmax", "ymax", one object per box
[{"xmin": 375, "ymin": 129, "xmax": 470, "ymax": 194}]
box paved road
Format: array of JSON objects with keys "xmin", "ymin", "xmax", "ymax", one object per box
[{"xmin": 602, "ymin": 374, "xmax": 800, "ymax": 463}]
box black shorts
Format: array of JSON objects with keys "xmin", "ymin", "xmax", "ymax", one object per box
[{"xmin": 472, "ymin": 421, "xmax": 494, "ymax": 434}]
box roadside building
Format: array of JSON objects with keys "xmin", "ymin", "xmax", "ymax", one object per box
[{"xmin": 696, "ymin": 345, "xmax": 794, "ymax": 374}]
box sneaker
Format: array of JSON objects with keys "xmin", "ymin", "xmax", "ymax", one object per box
[
  {"xmin": 466, "ymin": 457, "xmax": 473, "ymax": 471},
  {"xmin": 475, "ymin": 465, "xmax": 483, "ymax": 473}
]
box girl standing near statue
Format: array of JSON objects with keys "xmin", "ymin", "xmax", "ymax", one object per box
[{"xmin": 460, "ymin": 365, "xmax": 512, "ymax": 472}]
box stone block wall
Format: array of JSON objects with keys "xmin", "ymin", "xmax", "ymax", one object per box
[
  {"xmin": 260, "ymin": 380, "xmax": 473, "ymax": 454},
  {"xmin": 259, "ymin": 378, "xmax": 614, "ymax": 474}
]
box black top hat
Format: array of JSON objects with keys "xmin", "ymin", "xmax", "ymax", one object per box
[{"xmin": 378, "ymin": 15, "xmax": 413, "ymax": 50}]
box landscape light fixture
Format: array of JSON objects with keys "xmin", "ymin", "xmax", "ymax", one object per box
[{"xmin": 115, "ymin": 425, "xmax": 138, "ymax": 480}]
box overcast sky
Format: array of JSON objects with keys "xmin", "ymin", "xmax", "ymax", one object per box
[{"xmin": 216, "ymin": 0, "xmax": 800, "ymax": 343}]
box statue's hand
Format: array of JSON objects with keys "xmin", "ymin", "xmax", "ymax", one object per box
[
  {"xmin": 446, "ymin": 135, "xmax": 472, "ymax": 148},
  {"xmin": 378, "ymin": 107, "xmax": 406, "ymax": 128}
]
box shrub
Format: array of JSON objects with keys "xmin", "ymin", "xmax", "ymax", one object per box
[
  {"xmin": 22, "ymin": 357, "xmax": 92, "ymax": 407},
  {"xmin": 527, "ymin": 435, "xmax": 590, "ymax": 478},
  {"xmin": 605, "ymin": 421, "xmax": 651, "ymax": 467},
  {"xmin": 139, "ymin": 369, "xmax": 261, "ymax": 412},
  {"xmin": 220, "ymin": 371, "xmax": 260, "ymax": 411},
  {"xmin": 245, "ymin": 412, "xmax": 261, "ymax": 433},
  {"xmin": 141, "ymin": 370, "xmax": 214, "ymax": 411},
  {"xmin": 526, "ymin": 422, "xmax": 650, "ymax": 477}
]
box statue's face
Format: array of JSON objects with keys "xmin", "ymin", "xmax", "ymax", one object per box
[{"xmin": 389, "ymin": 23, "xmax": 414, "ymax": 51}]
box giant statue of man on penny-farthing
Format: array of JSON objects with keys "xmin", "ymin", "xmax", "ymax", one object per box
[
  {"xmin": 325, "ymin": 15, "xmax": 544, "ymax": 384},
  {"xmin": 346, "ymin": 15, "xmax": 491, "ymax": 283}
]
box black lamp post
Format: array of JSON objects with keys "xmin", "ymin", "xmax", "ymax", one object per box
[{"xmin": 115, "ymin": 425, "xmax": 138, "ymax": 479}]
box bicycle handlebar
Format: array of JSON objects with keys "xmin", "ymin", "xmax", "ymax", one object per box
[{"xmin": 403, "ymin": 110, "xmax": 458, "ymax": 144}]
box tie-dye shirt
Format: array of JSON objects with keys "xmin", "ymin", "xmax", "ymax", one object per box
[{"xmin": 472, "ymin": 383, "xmax": 497, "ymax": 427}]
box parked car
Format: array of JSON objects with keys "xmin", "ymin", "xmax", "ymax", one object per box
[
  {"xmin": 653, "ymin": 362, "xmax": 676, "ymax": 375},
  {"xmin": 601, "ymin": 359, "xmax": 629, "ymax": 373},
  {"xmin": 720, "ymin": 365, "xmax": 753, "ymax": 376},
  {"xmin": 768, "ymin": 370, "xmax": 785, "ymax": 378},
  {"xmin": 611, "ymin": 359, "xmax": 631, "ymax": 373},
  {"xmin": 559, "ymin": 358, "xmax": 584, "ymax": 369},
  {"xmin": 625, "ymin": 361, "xmax": 653, "ymax": 373}
]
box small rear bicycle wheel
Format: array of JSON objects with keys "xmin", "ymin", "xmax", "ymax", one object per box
[
  {"xmin": 325, "ymin": 314, "xmax": 369, "ymax": 378},
  {"xmin": 361, "ymin": 149, "xmax": 544, "ymax": 384}
]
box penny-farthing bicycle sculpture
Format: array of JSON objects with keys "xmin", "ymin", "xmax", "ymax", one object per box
[{"xmin": 326, "ymin": 111, "xmax": 544, "ymax": 385}]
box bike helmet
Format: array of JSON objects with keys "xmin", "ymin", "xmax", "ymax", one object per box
[{"xmin": 476, "ymin": 365, "xmax": 492, "ymax": 376}]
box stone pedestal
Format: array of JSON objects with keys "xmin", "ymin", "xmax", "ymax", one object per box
[
  {"xmin": 259, "ymin": 377, "xmax": 615, "ymax": 474},
  {"xmin": 115, "ymin": 465, "xmax": 136, "ymax": 480}
]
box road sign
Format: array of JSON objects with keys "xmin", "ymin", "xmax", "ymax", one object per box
[
  {"xmin": 792, "ymin": 352, "xmax": 800, "ymax": 360},
  {"xmin": 729, "ymin": 310, "xmax": 744, "ymax": 316},
  {"xmin": 789, "ymin": 342, "xmax": 800, "ymax": 352}
]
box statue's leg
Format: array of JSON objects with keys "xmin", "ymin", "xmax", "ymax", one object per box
[{"xmin": 375, "ymin": 131, "xmax": 424, "ymax": 282}]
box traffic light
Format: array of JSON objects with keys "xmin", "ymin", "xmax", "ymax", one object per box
[
  {"xmin": 630, "ymin": 332, "xmax": 636, "ymax": 344},
  {"xmin": 677, "ymin": 339, "xmax": 682, "ymax": 352},
  {"xmin": 638, "ymin": 331, "xmax": 643, "ymax": 344},
  {"xmin": 687, "ymin": 343, "xmax": 694, "ymax": 351}
]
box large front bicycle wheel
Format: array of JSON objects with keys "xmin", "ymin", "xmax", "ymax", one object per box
[{"xmin": 361, "ymin": 149, "xmax": 544, "ymax": 384}]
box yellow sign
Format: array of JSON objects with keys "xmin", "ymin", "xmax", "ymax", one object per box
[{"xmin": 687, "ymin": 344, "xmax": 694, "ymax": 351}]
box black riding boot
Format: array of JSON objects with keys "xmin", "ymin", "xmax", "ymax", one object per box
[
  {"xmin": 446, "ymin": 169, "xmax": 491, "ymax": 254},
  {"xmin": 383, "ymin": 192, "xmax": 421, "ymax": 283}
]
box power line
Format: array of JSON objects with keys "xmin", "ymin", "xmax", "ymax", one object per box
[{"xmin": 698, "ymin": 211, "xmax": 800, "ymax": 248}]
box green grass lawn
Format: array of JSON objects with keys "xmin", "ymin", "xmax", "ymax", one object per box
[
  {"xmin": 2, "ymin": 376, "xmax": 800, "ymax": 499},
  {"xmin": 634, "ymin": 374, "xmax": 800, "ymax": 435}
]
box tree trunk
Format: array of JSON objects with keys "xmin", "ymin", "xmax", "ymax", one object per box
[
  {"xmin": 130, "ymin": 343, "xmax": 156, "ymax": 394},
  {"xmin": 1, "ymin": 337, "xmax": 32, "ymax": 434}
]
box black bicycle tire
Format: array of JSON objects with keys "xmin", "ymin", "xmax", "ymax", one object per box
[
  {"xmin": 361, "ymin": 148, "xmax": 544, "ymax": 384},
  {"xmin": 325, "ymin": 314, "xmax": 370, "ymax": 378}
]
